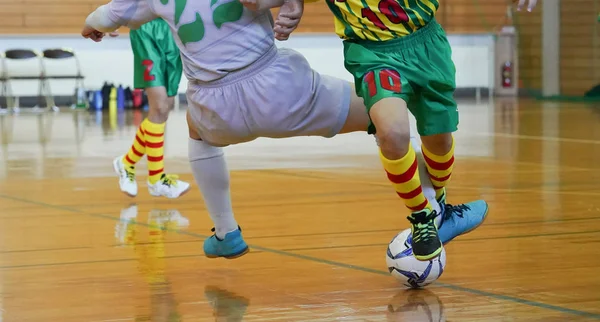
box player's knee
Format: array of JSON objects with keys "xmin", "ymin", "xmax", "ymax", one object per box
[
  {"xmin": 421, "ymin": 133, "xmax": 454, "ymax": 155},
  {"xmin": 376, "ymin": 124, "xmax": 410, "ymax": 159},
  {"xmin": 156, "ymin": 97, "xmax": 172, "ymax": 115}
]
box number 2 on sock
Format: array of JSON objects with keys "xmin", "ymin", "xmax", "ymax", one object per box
[
  {"xmin": 364, "ymin": 69, "xmax": 402, "ymax": 97},
  {"xmin": 142, "ymin": 59, "xmax": 156, "ymax": 82},
  {"xmin": 361, "ymin": 0, "xmax": 409, "ymax": 30}
]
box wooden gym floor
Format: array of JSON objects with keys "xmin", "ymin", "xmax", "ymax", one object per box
[{"xmin": 0, "ymin": 98, "xmax": 599, "ymax": 321}]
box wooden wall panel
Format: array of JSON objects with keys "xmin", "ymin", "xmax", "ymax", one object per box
[
  {"xmin": 560, "ymin": 0, "xmax": 600, "ymax": 95},
  {"xmin": 0, "ymin": 0, "xmax": 524, "ymax": 35},
  {"xmin": 514, "ymin": 7, "xmax": 543, "ymax": 91},
  {"xmin": 0, "ymin": 0, "xmax": 107, "ymax": 34}
]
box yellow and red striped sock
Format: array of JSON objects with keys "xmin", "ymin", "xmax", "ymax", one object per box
[
  {"xmin": 422, "ymin": 137, "xmax": 455, "ymax": 200},
  {"xmin": 380, "ymin": 145, "xmax": 433, "ymax": 213},
  {"xmin": 122, "ymin": 125, "xmax": 146, "ymax": 168},
  {"xmin": 142, "ymin": 119, "xmax": 166, "ymax": 184}
]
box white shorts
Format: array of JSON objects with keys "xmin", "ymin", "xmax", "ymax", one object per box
[{"xmin": 186, "ymin": 46, "xmax": 351, "ymax": 146}]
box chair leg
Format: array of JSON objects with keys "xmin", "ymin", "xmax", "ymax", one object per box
[
  {"xmin": 0, "ymin": 113, "xmax": 14, "ymax": 144},
  {"xmin": 4, "ymin": 80, "xmax": 16, "ymax": 113},
  {"xmin": 0, "ymin": 80, "xmax": 6, "ymax": 113},
  {"xmin": 33, "ymin": 77, "xmax": 44, "ymax": 112},
  {"xmin": 43, "ymin": 79, "xmax": 58, "ymax": 112}
]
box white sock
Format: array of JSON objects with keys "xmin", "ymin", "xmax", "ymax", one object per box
[{"xmin": 188, "ymin": 138, "xmax": 238, "ymax": 239}]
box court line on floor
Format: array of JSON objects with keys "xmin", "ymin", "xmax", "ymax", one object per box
[
  {"xmin": 1, "ymin": 193, "xmax": 599, "ymax": 319},
  {"xmin": 265, "ymin": 168, "xmax": 600, "ymax": 197},
  {"xmin": 461, "ymin": 131, "xmax": 600, "ymax": 145},
  {"xmin": 4, "ymin": 226, "xmax": 600, "ymax": 267}
]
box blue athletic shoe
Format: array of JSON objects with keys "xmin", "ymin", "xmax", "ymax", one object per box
[
  {"xmin": 203, "ymin": 227, "xmax": 249, "ymax": 259},
  {"xmin": 437, "ymin": 194, "xmax": 488, "ymax": 244}
]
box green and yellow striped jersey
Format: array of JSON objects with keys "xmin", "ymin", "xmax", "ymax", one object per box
[{"xmin": 324, "ymin": 0, "xmax": 439, "ymax": 41}]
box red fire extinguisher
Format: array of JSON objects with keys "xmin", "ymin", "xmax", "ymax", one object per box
[{"xmin": 502, "ymin": 61, "xmax": 513, "ymax": 88}]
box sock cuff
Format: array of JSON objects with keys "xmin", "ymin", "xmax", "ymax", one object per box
[
  {"xmin": 143, "ymin": 118, "xmax": 166, "ymax": 134},
  {"xmin": 189, "ymin": 138, "xmax": 224, "ymax": 161},
  {"xmin": 422, "ymin": 136, "xmax": 455, "ymax": 162},
  {"xmin": 379, "ymin": 144, "xmax": 416, "ymax": 174}
]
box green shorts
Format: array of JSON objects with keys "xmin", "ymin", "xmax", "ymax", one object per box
[
  {"xmin": 130, "ymin": 18, "xmax": 182, "ymax": 97},
  {"xmin": 343, "ymin": 19, "xmax": 458, "ymax": 136}
]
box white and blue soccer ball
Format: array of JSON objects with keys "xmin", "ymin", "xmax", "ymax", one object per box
[{"xmin": 386, "ymin": 228, "xmax": 446, "ymax": 288}]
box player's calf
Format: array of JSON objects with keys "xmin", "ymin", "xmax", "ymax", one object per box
[
  {"xmin": 421, "ymin": 133, "xmax": 455, "ymax": 201},
  {"xmin": 419, "ymin": 133, "xmax": 488, "ymax": 243},
  {"xmin": 187, "ymin": 114, "xmax": 245, "ymax": 258}
]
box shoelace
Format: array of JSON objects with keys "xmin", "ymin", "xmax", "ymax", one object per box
[
  {"xmin": 125, "ymin": 168, "xmax": 135, "ymax": 182},
  {"xmin": 161, "ymin": 174, "xmax": 180, "ymax": 186},
  {"xmin": 406, "ymin": 211, "xmax": 438, "ymax": 243},
  {"xmin": 443, "ymin": 203, "xmax": 471, "ymax": 220}
]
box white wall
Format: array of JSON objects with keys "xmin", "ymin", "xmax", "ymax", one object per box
[{"xmin": 0, "ymin": 33, "xmax": 495, "ymax": 97}]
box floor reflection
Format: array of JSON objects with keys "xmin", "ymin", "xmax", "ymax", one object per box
[
  {"xmin": 386, "ymin": 288, "xmax": 445, "ymax": 322},
  {"xmin": 204, "ymin": 285, "xmax": 251, "ymax": 322},
  {"xmin": 116, "ymin": 205, "xmax": 189, "ymax": 322}
]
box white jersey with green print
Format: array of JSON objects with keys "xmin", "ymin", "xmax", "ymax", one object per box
[{"xmin": 88, "ymin": 0, "xmax": 275, "ymax": 82}]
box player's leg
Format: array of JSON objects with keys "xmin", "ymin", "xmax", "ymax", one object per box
[
  {"xmin": 114, "ymin": 125, "xmax": 145, "ymax": 197},
  {"xmin": 113, "ymin": 26, "xmax": 159, "ymax": 197},
  {"xmin": 337, "ymin": 88, "xmax": 371, "ymax": 134},
  {"xmin": 144, "ymin": 86, "xmax": 171, "ymax": 186},
  {"xmin": 413, "ymin": 26, "xmax": 488, "ymax": 244},
  {"xmin": 187, "ymin": 111, "xmax": 248, "ymax": 259},
  {"xmin": 144, "ymin": 20, "xmax": 190, "ymax": 199},
  {"xmin": 411, "ymin": 129, "xmax": 442, "ymax": 216},
  {"xmin": 370, "ymin": 96, "xmax": 441, "ymax": 261},
  {"xmin": 142, "ymin": 85, "xmax": 190, "ymax": 198},
  {"xmin": 343, "ymin": 42, "xmax": 441, "ymax": 260}
]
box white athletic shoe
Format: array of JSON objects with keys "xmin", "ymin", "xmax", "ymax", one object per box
[
  {"xmin": 115, "ymin": 204, "xmax": 138, "ymax": 246},
  {"xmin": 147, "ymin": 174, "xmax": 191, "ymax": 199},
  {"xmin": 113, "ymin": 156, "xmax": 138, "ymax": 197}
]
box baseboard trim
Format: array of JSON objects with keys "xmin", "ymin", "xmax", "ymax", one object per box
[
  {"xmin": 2, "ymin": 88, "xmax": 530, "ymax": 108},
  {"xmin": 0, "ymin": 94, "xmax": 189, "ymax": 109}
]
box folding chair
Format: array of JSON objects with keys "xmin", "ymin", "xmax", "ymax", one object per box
[
  {"xmin": 42, "ymin": 48, "xmax": 86, "ymax": 109},
  {"xmin": 0, "ymin": 49, "xmax": 55, "ymax": 113}
]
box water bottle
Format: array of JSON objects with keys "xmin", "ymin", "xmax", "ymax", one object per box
[
  {"xmin": 117, "ymin": 85, "xmax": 125, "ymax": 110},
  {"xmin": 94, "ymin": 90, "xmax": 103, "ymax": 110},
  {"xmin": 132, "ymin": 89, "xmax": 143, "ymax": 109},
  {"xmin": 75, "ymin": 86, "xmax": 87, "ymax": 109},
  {"xmin": 109, "ymin": 87, "xmax": 117, "ymax": 114}
]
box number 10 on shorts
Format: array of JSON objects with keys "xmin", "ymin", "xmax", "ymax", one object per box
[{"xmin": 364, "ymin": 69, "xmax": 402, "ymax": 97}]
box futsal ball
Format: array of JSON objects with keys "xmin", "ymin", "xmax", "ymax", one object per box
[{"xmin": 386, "ymin": 228, "xmax": 446, "ymax": 288}]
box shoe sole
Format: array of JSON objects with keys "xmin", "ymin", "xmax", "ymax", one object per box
[
  {"xmin": 443, "ymin": 201, "xmax": 489, "ymax": 245},
  {"xmin": 113, "ymin": 157, "xmax": 136, "ymax": 198},
  {"xmin": 414, "ymin": 246, "xmax": 443, "ymax": 261},
  {"xmin": 205, "ymin": 247, "xmax": 250, "ymax": 260}
]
